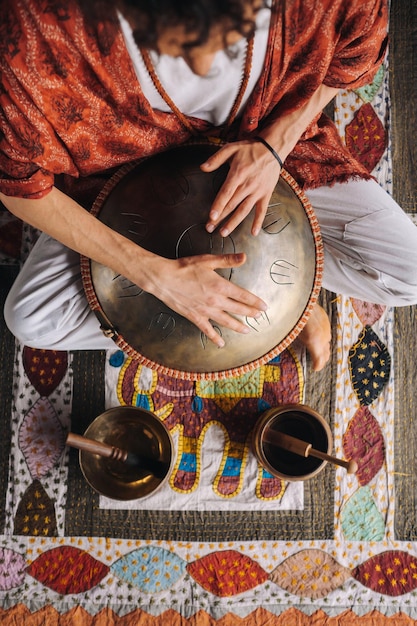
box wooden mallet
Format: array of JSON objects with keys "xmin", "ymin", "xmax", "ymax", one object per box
[
  {"xmin": 262, "ymin": 429, "xmax": 358, "ymax": 474},
  {"xmin": 66, "ymin": 432, "xmax": 169, "ymax": 478}
]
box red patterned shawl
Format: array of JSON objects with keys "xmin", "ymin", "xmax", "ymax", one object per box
[{"xmin": 0, "ymin": 0, "xmax": 388, "ymax": 201}]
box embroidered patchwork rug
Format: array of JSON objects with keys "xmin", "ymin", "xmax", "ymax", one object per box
[{"xmin": 1, "ymin": 45, "xmax": 417, "ymax": 625}]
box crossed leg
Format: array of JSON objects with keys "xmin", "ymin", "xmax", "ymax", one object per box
[
  {"xmin": 4, "ymin": 179, "xmax": 417, "ymax": 370},
  {"xmin": 299, "ymin": 177, "xmax": 417, "ymax": 370}
]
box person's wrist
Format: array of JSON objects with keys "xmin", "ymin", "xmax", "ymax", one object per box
[{"xmin": 253, "ymin": 136, "xmax": 283, "ymax": 168}]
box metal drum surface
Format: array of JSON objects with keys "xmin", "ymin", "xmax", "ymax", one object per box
[{"xmin": 81, "ymin": 142, "xmax": 323, "ymax": 379}]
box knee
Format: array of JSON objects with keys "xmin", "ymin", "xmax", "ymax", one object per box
[
  {"xmin": 4, "ymin": 280, "xmax": 68, "ymax": 348},
  {"xmin": 386, "ymin": 235, "xmax": 417, "ymax": 306},
  {"xmin": 4, "ymin": 287, "xmax": 39, "ymax": 346},
  {"xmin": 388, "ymin": 269, "xmax": 417, "ymax": 307}
]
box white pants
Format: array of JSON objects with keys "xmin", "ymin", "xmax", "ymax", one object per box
[{"xmin": 5, "ymin": 178, "xmax": 417, "ymax": 350}]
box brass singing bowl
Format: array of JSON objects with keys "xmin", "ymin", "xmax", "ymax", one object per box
[
  {"xmin": 81, "ymin": 142, "xmax": 323, "ymax": 379},
  {"xmin": 252, "ymin": 404, "xmax": 332, "ymax": 481},
  {"xmin": 79, "ymin": 406, "xmax": 173, "ymax": 500}
]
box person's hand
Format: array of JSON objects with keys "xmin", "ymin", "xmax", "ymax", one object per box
[
  {"xmin": 200, "ymin": 139, "xmax": 281, "ymax": 237},
  {"xmin": 146, "ymin": 252, "xmax": 268, "ymax": 347}
]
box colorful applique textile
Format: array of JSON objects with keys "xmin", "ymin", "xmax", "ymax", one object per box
[{"xmin": 2, "ymin": 35, "xmax": 417, "ymax": 626}]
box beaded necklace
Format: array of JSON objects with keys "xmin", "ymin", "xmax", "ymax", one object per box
[{"xmin": 140, "ymin": 33, "xmax": 254, "ymax": 136}]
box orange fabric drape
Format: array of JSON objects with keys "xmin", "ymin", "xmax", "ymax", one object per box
[{"xmin": 0, "ymin": 0, "xmax": 388, "ymax": 200}]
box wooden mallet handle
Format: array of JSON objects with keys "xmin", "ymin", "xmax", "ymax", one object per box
[
  {"xmin": 262, "ymin": 429, "xmax": 358, "ymax": 474},
  {"xmin": 66, "ymin": 432, "xmax": 128, "ymax": 462}
]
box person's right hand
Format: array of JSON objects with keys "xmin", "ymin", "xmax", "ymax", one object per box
[
  {"xmin": 0, "ymin": 188, "xmax": 267, "ymax": 348},
  {"xmin": 144, "ymin": 252, "xmax": 268, "ymax": 347}
]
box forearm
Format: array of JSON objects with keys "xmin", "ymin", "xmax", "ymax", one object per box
[
  {"xmin": 257, "ymin": 84, "xmax": 340, "ymax": 163},
  {"xmin": 1, "ymin": 186, "xmax": 267, "ymax": 346},
  {"xmin": 0, "ymin": 187, "xmax": 158, "ymax": 292}
]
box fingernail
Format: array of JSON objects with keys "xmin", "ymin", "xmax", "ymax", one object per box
[
  {"xmin": 210, "ymin": 211, "xmax": 218, "ymax": 220},
  {"xmin": 220, "ymin": 227, "xmax": 229, "ymax": 237},
  {"xmin": 242, "ymin": 326, "xmax": 250, "ymax": 334},
  {"xmin": 217, "ymin": 338, "xmax": 225, "ymax": 349},
  {"xmin": 206, "ymin": 223, "xmax": 215, "ymax": 233}
]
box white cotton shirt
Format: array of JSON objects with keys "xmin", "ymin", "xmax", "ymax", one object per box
[{"xmin": 117, "ymin": 8, "xmax": 271, "ymax": 126}]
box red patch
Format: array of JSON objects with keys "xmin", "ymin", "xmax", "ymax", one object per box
[
  {"xmin": 23, "ymin": 348, "xmax": 68, "ymax": 396},
  {"xmin": 345, "ymin": 102, "xmax": 387, "ymax": 172},
  {"xmin": 259, "ymin": 475, "xmax": 284, "ymax": 499},
  {"xmin": 351, "ymin": 299, "xmax": 386, "ymax": 327},
  {"xmin": 187, "ymin": 550, "xmax": 267, "ymax": 597},
  {"xmin": 342, "ymin": 406, "xmax": 385, "ymax": 486},
  {"xmin": 353, "ymin": 551, "xmax": 417, "ymax": 596},
  {"xmin": 26, "ymin": 546, "xmax": 109, "ymax": 594}
]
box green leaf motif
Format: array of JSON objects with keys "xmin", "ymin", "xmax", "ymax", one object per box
[{"xmin": 341, "ymin": 486, "xmax": 385, "ymax": 541}]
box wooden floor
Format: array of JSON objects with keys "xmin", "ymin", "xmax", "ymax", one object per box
[{"xmin": 390, "ymin": 0, "xmax": 417, "ymax": 213}]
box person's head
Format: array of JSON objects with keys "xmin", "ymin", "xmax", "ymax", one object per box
[
  {"xmin": 118, "ymin": 0, "xmax": 265, "ymax": 47},
  {"xmin": 116, "ymin": 0, "xmax": 268, "ymax": 75}
]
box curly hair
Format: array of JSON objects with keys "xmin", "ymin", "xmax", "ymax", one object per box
[{"xmin": 109, "ymin": 0, "xmax": 269, "ymax": 49}]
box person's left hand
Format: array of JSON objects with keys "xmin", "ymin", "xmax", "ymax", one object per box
[{"xmin": 200, "ymin": 139, "xmax": 281, "ymax": 237}]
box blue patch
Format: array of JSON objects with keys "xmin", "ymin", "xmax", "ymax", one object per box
[
  {"xmin": 111, "ymin": 546, "xmax": 186, "ymax": 593},
  {"xmin": 192, "ymin": 396, "xmax": 204, "ymax": 413},
  {"xmin": 268, "ymin": 355, "xmax": 281, "ymax": 365},
  {"xmin": 223, "ymin": 457, "xmax": 242, "ymax": 477},
  {"xmin": 257, "ymin": 398, "xmax": 271, "ymax": 412},
  {"xmin": 135, "ymin": 394, "xmax": 151, "ymax": 410},
  {"xmin": 178, "ymin": 453, "xmax": 196, "ymax": 472},
  {"xmin": 109, "ymin": 350, "xmax": 125, "ymax": 368}
]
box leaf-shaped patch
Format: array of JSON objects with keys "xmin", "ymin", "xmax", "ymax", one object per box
[
  {"xmin": 342, "ymin": 406, "xmax": 385, "ymax": 486},
  {"xmin": 353, "ymin": 551, "xmax": 417, "ymax": 596},
  {"xmin": 187, "ymin": 550, "xmax": 267, "ymax": 597},
  {"xmin": 341, "ymin": 487, "xmax": 385, "ymax": 541},
  {"xmin": 345, "ymin": 102, "xmax": 387, "ymax": 172},
  {"xmin": 351, "ymin": 299, "xmax": 386, "ymax": 327},
  {"xmin": 23, "ymin": 347, "xmax": 68, "ymax": 396},
  {"xmin": 26, "ymin": 546, "xmax": 109, "ymax": 594},
  {"xmin": 270, "ymin": 549, "xmax": 351, "ymax": 599},
  {"xmin": 14, "ymin": 479, "xmax": 57, "ymax": 537},
  {"xmin": 348, "ymin": 326, "xmax": 391, "ymax": 406},
  {"xmin": 0, "ymin": 548, "xmax": 26, "ymax": 590},
  {"xmin": 111, "ymin": 547, "xmax": 186, "ymax": 593},
  {"xmin": 18, "ymin": 397, "xmax": 65, "ymax": 479},
  {"xmin": 354, "ymin": 65, "xmax": 385, "ymax": 103}
]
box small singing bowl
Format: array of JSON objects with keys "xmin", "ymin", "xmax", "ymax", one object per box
[
  {"xmin": 252, "ymin": 404, "xmax": 333, "ymax": 481},
  {"xmin": 79, "ymin": 406, "xmax": 173, "ymax": 500}
]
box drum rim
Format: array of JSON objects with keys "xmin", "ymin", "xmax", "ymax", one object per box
[{"xmin": 81, "ymin": 143, "xmax": 324, "ymax": 381}]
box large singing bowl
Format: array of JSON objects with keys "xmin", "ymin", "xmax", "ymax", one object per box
[
  {"xmin": 79, "ymin": 406, "xmax": 173, "ymax": 500},
  {"xmin": 81, "ymin": 142, "xmax": 323, "ymax": 379}
]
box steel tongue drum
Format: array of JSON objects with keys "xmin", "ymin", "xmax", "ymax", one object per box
[{"xmin": 81, "ymin": 142, "xmax": 323, "ymax": 380}]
